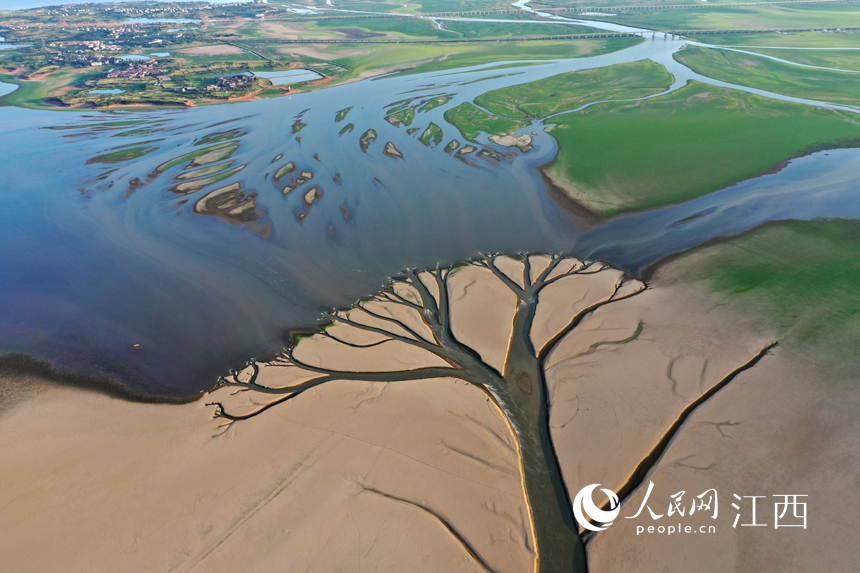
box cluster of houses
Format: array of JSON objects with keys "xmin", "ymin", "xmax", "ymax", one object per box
[
  {"xmin": 106, "ymin": 60, "xmax": 166, "ymax": 78},
  {"xmin": 207, "ymin": 74, "xmax": 253, "ymax": 92},
  {"xmin": 50, "ymin": 40, "xmax": 122, "ymax": 52}
]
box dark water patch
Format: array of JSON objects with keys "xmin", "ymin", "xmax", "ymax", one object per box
[
  {"xmin": 577, "ymin": 148, "xmax": 860, "ymax": 275},
  {"xmin": 0, "ymin": 352, "xmax": 200, "ymax": 404}
]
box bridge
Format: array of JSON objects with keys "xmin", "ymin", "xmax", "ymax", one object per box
[
  {"xmin": 1, "ymin": 25, "xmax": 858, "ymax": 46},
  {"xmin": 267, "ymin": 0, "xmax": 859, "ymax": 20}
]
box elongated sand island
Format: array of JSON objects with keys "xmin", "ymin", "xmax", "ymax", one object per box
[{"xmin": 1, "ymin": 253, "xmax": 839, "ymax": 573}]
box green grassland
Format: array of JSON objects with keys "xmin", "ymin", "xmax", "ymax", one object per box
[
  {"xmin": 295, "ymin": 37, "xmax": 639, "ymax": 87},
  {"xmin": 474, "ymin": 60, "xmax": 673, "ymax": 119},
  {"xmin": 439, "ymin": 19, "xmax": 595, "ymax": 38},
  {"xmin": 313, "ymin": 16, "xmax": 457, "ymax": 39},
  {"xmin": 648, "ymin": 219, "xmax": 860, "ymax": 368},
  {"xmin": 87, "ymin": 145, "xmax": 159, "ymax": 164},
  {"xmin": 676, "ymin": 45, "xmax": 860, "ymax": 106},
  {"xmin": 596, "ymin": 4, "xmax": 860, "ymax": 30},
  {"xmin": 385, "ymin": 37, "xmax": 641, "ymax": 76},
  {"xmin": 412, "ymin": 0, "xmax": 523, "ymax": 12},
  {"xmin": 170, "ymin": 50, "xmax": 274, "ymax": 65},
  {"xmin": 302, "ymin": 0, "xmax": 409, "ymax": 12},
  {"xmin": 689, "ymin": 30, "xmax": 860, "ymax": 48},
  {"xmin": 544, "ymin": 82, "xmax": 860, "ymax": 216},
  {"xmin": 743, "ymin": 48, "xmax": 860, "ymax": 72},
  {"xmin": 443, "ymin": 102, "xmax": 530, "ymax": 141},
  {"xmin": 0, "ymin": 70, "xmax": 92, "ymax": 109},
  {"xmin": 420, "ymin": 122, "xmax": 445, "ymax": 146}
]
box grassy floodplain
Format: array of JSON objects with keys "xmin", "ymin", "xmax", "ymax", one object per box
[
  {"xmin": 676, "ymin": 45, "xmax": 860, "ymax": 106},
  {"xmin": 419, "ymin": 122, "xmax": 445, "ymax": 146},
  {"xmin": 311, "ymin": 37, "xmax": 641, "ymax": 83},
  {"xmin": 744, "ymin": 48, "xmax": 860, "ymax": 72},
  {"xmin": 439, "ymin": 19, "xmax": 596, "ymax": 38},
  {"xmin": 590, "ymin": 4, "xmax": 860, "ymax": 30},
  {"xmin": 649, "ymin": 219, "xmax": 860, "ymax": 367},
  {"xmin": 544, "ymin": 82, "xmax": 860, "ymax": 216},
  {"xmin": 443, "ymin": 102, "xmax": 530, "ymax": 141},
  {"xmin": 693, "ymin": 31, "xmax": 860, "ymax": 48},
  {"xmin": 0, "ymin": 70, "xmax": 97, "ymax": 109},
  {"xmin": 313, "ymin": 16, "xmax": 457, "ymax": 39},
  {"xmin": 474, "ymin": 60, "xmax": 674, "ymax": 119}
]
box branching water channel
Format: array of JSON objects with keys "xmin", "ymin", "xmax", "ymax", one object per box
[
  {"xmin": 0, "ymin": 20, "xmax": 858, "ymax": 395},
  {"xmin": 1, "ymin": 9, "xmax": 859, "ymax": 572}
]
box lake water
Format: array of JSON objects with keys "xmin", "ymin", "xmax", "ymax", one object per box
[
  {"xmin": 0, "ymin": 81, "xmax": 18, "ymax": 98},
  {"xmin": 1, "ymin": 32, "xmax": 859, "ymax": 397},
  {"xmin": 255, "ymin": 69, "xmax": 324, "ymax": 85},
  {"xmin": 87, "ymin": 89, "xmax": 126, "ymax": 94},
  {"xmin": 116, "ymin": 54, "xmax": 151, "ymax": 61}
]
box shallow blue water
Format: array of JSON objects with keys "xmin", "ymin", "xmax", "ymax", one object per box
[{"xmin": 1, "ymin": 36, "xmax": 859, "ymax": 396}]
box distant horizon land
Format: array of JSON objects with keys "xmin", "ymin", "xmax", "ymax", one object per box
[{"xmin": 3, "ymin": 0, "xmax": 256, "ymax": 10}]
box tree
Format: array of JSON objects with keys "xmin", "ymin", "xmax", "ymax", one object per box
[{"xmin": 207, "ymin": 253, "xmax": 774, "ymax": 573}]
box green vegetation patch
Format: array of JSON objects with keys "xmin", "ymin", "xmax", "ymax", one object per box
[
  {"xmin": 360, "ymin": 128, "xmax": 377, "ymax": 152},
  {"xmin": 274, "ymin": 162, "xmax": 296, "ymax": 182},
  {"xmin": 176, "ymin": 161, "xmax": 234, "ymax": 181},
  {"xmin": 314, "ymin": 16, "xmax": 456, "ymax": 39},
  {"xmin": 650, "ymin": 219, "xmax": 860, "ymax": 368},
  {"xmin": 170, "ymin": 164, "xmax": 245, "ymax": 195},
  {"xmin": 689, "ymin": 31, "xmax": 860, "ymax": 49},
  {"xmin": 676, "ymin": 45, "xmax": 860, "ymax": 106},
  {"xmin": 417, "ymin": 95, "xmax": 451, "ymax": 113},
  {"xmin": 420, "ymin": 122, "xmax": 444, "ymax": 146},
  {"xmin": 335, "ymin": 107, "xmax": 352, "ymax": 122},
  {"xmin": 155, "ymin": 142, "xmax": 239, "ymax": 173},
  {"xmin": 545, "ymin": 82, "xmax": 860, "ymax": 216},
  {"xmin": 87, "ymin": 145, "xmax": 158, "ymax": 165},
  {"xmin": 440, "ymin": 19, "xmax": 594, "ymax": 38},
  {"xmin": 444, "ymin": 139, "xmax": 460, "ymax": 153},
  {"xmin": 385, "ymin": 106, "xmax": 415, "ymax": 127},
  {"xmin": 443, "ymin": 102, "xmax": 530, "ymax": 141},
  {"xmin": 745, "ymin": 48, "xmax": 860, "ymax": 72},
  {"xmin": 327, "ymin": 37, "xmax": 640, "ymax": 83},
  {"xmin": 475, "ymin": 60, "xmax": 673, "ymax": 119},
  {"xmin": 196, "ymin": 129, "xmax": 247, "ymax": 146},
  {"xmin": 602, "ymin": 4, "xmax": 860, "ymax": 31}
]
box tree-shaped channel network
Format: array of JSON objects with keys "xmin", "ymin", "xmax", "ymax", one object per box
[{"xmin": 207, "ymin": 253, "xmax": 775, "ymax": 573}]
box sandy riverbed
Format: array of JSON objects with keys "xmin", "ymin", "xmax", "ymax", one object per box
[{"xmin": 1, "ymin": 255, "xmax": 852, "ymax": 571}]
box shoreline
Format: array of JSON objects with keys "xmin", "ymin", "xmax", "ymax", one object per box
[
  {"xmin": 0, "ymin": 351, "xmax": 203, "ymax": 405},
  {"xmin": 540, "ymin": 135, "xmax": 860, "ymax": 220},
  {"xmin": 537, "ymin": 158, "xmax": 603, "ymax": 228},
  {"xmin": 0, "ymin": 253, "xmax": 809, "ymax": 573}
]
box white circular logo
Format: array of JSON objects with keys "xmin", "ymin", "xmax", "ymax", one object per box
[{"xmin": 573, "ymin": 484, "xmax": 620, "ymax": 531}]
